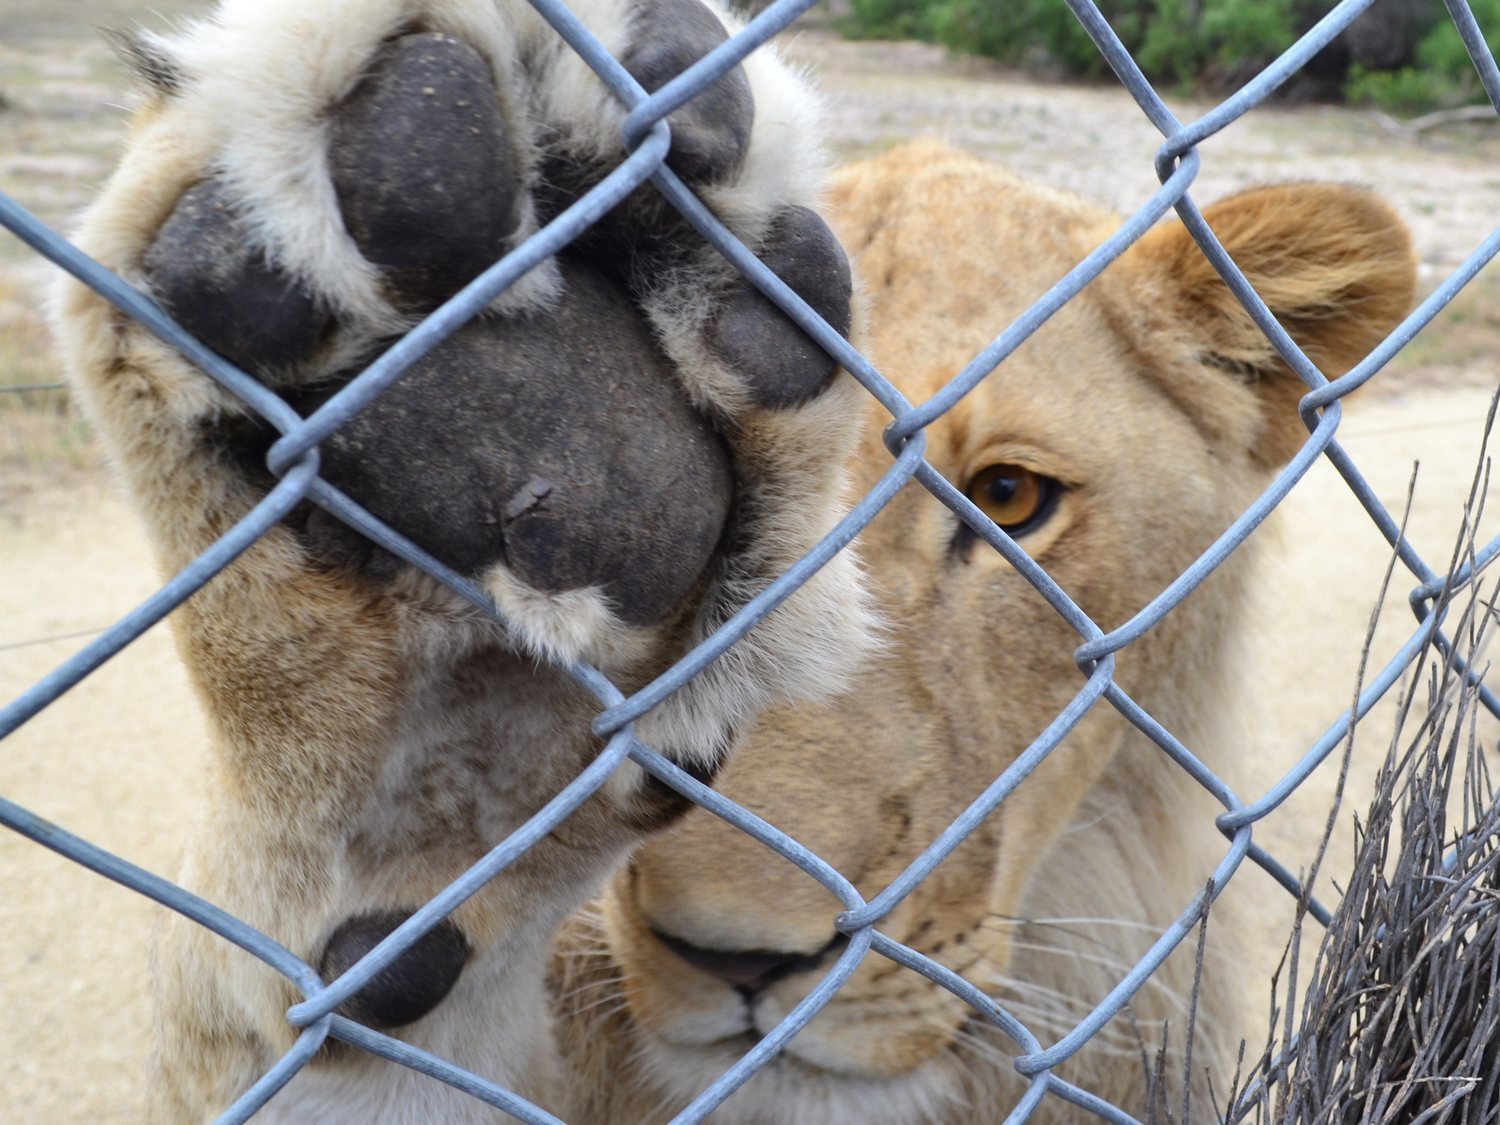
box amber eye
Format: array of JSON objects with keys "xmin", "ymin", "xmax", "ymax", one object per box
[{"xmin": 965, "ymin": 464, "xmax": 1058, "ymax": 535}]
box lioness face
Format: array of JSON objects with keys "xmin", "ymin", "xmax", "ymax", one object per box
[{"xmin": 576, "ymin": 144, "xmax": 1416, "ymax": 1118}]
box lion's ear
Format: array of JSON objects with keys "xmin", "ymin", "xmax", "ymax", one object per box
[{"xmin": 1122, "ymin": 184, "xmax": 1416, "ymax": 468}]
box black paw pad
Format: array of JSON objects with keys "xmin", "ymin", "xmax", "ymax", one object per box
[
  {"xmin": 144, "ymin": 177, "xmax": 330, "ymax": 378},
  {"xmin": 623, "ymin": 0, "xmax": 754, "ymax": 186},
  {"xmin": 307, "ymin": 259, "xmax": 734, "ymax": 626},
  {"xmin": 329, "ymin": 32, "xmax": 521, "ymax": 312},
  {"xmin": 707, "ymin": 205, "xmax": 852, "ymax": 409},
  {"xmin": 319, "ymin": 910, "xmax": 470, "ymax": 1029}
]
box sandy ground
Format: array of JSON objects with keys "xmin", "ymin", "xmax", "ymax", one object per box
[
  {"xmin": 1, "ymin": 488, "xmax": 206, "ymax": 1121},
  {"xmin": 4, "ymin": 9, "xmax": 1500, "ymax": 1123}
]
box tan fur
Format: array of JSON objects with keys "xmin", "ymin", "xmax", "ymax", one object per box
[
  {"xmin": 61, "ymin": 4, "xmax": 1416, "ymax": 1114},
  {"xmin": 552, "ymin": 142, "xmax": 1419, "ymax": 1122},
  {"xmin": 54, "ymin": 2, "xmax": 869, "ymax": 1119}
]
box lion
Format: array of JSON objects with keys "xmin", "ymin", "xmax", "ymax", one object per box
[
  {"xmin": 56, "ymin": 0, "xmax": 871, "ymax": 1118},
  {"xmin": 53, "ymin": 0, "xmax": 1415, "ymax": 1119},
  {"xmin": 549, "ymin": 147, "xmax": 1417, "ymax": 1121}
]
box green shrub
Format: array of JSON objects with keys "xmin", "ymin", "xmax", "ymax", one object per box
[
  {"xmin": 1342, "ymin": 0, "xmax": 1500, "ymax": 112},
  {"xmin": 839, "ymin": 0, "xmax": 934, "ymax": 41},
  {"xmin": 919, "ymin": 0, "xmax": 1048, "ymax": 65},
  {"xmin": 846, "ymin": 0, "xmax": 1299, "ymax": 84},
  {"xmin": 1343, "ymin": 63, "xmax": 1471, "ymax": 113},
  {"xmin": 836, "ymin": 0, "xmax": 1500, "ymax": 114},
  {"xmin": 1414, "ymin": 0, "xmax": 1500, "ymax": 74}
]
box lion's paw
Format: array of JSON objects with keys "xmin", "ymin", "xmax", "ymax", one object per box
[{"xmin": 72, "ymin": 0, "xmax": 871, "ymax": 752}]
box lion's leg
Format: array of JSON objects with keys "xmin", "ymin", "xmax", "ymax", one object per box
[{"xmin": 54, "ymin": 0, "xmax": 871, "ymax": 1117}]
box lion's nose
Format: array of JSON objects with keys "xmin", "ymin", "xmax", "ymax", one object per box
[{"xmin": 650, "ymin": 928, "xmax": 850, "ymax": 996}]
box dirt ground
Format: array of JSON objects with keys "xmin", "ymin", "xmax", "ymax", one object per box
[{"xmin": 4, "ymin": 5, "xmax": 1500, "ymax": 1121}]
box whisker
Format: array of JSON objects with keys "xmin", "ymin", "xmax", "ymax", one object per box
[
  {"xmin": 989, "ymin": 968, "xmax": 1239, "ymax": 1071},
  {"xmin": 989, "ymin": 972, "xmax": 1108, "ymax": 1011},
  {"xmin": 567, "ymin": 995, "xmax": 634, "ymax": 1021},
  {"xmin": 1018, "ymin": 915, "xmax": 1190, "ymax": 936},
  {"xmin": 550, "ymin": 974, "xmax": 630, "ymax": 1005},
  {"xmin": 998, "ymin": 940, "xmax": 1138, "ymax": 977}
]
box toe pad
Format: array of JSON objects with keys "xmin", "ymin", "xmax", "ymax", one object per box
[
  {"xmin": 328, "ymin": 32, "xmax": 522, "ymax": 312},
  {"xmin": 319, "ymin": 910, "xmax": 470, "ymax": 1029},
  {"xmin": 144, "ymin": 178, "xmax": 330, "ymax": 379},
  {"xmin": 708, "ymin": 206, "xmax": 852, "ymax": 409}
]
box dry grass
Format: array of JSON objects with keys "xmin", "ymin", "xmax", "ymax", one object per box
[
  {"xmin": 0, "ymin": 2, "xmax": 183, "ymax": 491},
  {"xmin": 1402, "ymin": 271, "xmax": 1500, "ymax": 375},
  {"xmin": 1223, "ymin": 406, "xmax": 1500, "ymax": 1124},
  {"xmin": 0, "ymin": 275, "xmax": 97, "ymax": 495}
]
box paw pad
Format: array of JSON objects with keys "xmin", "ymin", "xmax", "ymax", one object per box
[
  {"xmin": 305, "ymin": 260, "xmax": 733, "ymax": 627},
  {"xmin": 319, "ymin": 911, "xmax": 470, "ymax": 1029},
  {"xmin": 143, "ymin": 177, "xmax": 330, "ymax": 380},
  {"xmin": 123, "ymin": 0, "xmax": 864, "ymax": 684},
  {"xmin": 708, "ymin": 205, "xmax": 852, "ymax": 409},
  {"xmin": 622, "ymin": 0, "xmax": 754, "ymax": 186},
  {"xmin": 328, "ymin": 32, "xmax": 522, "ymax": 313}
]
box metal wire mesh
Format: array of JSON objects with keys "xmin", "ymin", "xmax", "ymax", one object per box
[{"xmin": 3, "ymin": 0, "xmax": 1500, "ymax": 1120}]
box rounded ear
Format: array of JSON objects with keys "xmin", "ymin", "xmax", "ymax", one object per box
[{"xmin": 1121, "ymin": 183, "xmax": 1417, "ymax": 468}]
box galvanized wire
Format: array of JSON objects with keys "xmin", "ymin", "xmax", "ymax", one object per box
[{"xmin": 3, "ymin": 0, "xmax": 1500, "ymax": 1121}]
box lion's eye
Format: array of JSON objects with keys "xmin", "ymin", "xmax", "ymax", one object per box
[{"xmin": 964, "ymin": 464, "xmax": 1058, "ymax": 535}]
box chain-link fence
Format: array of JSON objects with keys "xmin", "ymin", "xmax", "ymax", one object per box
[{"xmin": 4, "ymin": 0, "xmax": 1500, "ymax": 1120}]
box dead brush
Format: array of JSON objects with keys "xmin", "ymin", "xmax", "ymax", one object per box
[{"xmin": 1217, "ymin": 401, "xmax": 1500, "ymax": 1124}]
